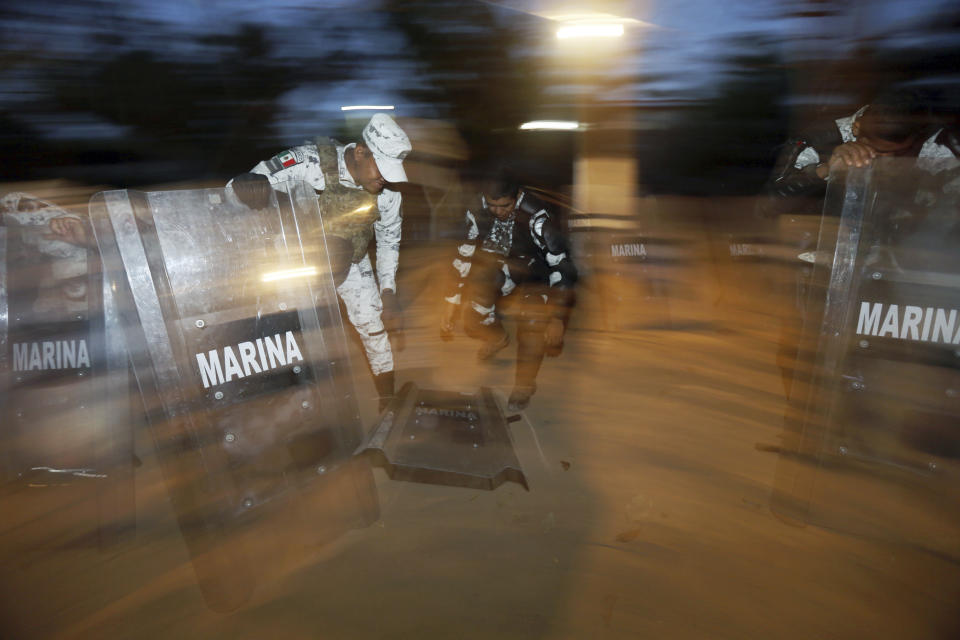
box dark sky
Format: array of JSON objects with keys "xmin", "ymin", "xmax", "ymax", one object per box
[
  {"xmin": 3, "ymin": 0, "xmax": 956, "ymax": 141},
  {"xmin": 0, "ymin": 0, "xmax": 957, "ymax": 191}
]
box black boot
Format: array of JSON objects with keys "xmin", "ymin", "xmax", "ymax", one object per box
[
  {"xmin": 373, "ymin": 370, "xmax": 395, "ymax": 412},
  {"xmin": 508, "ymin": 384, "xmax": 536, "ymax": 411}
]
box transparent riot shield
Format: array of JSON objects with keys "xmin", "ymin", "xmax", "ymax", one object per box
[
  {"xmin": 0, "ymin": 196, "xmax": 134, "ymax": 549},
  {"xmin": 89, "ymin": 181, "xmax": 378, "ymax": 612},
  {"xmin": 609, "ymin": 232, "xmax": 669, "ymax": 330},
  {"xmin": 772, "ymin": 157, "xmax": 960, "ymax": 559},
  {"xmin": 579, "ymin": 223, "xmax": 701, "ymax": 331}
]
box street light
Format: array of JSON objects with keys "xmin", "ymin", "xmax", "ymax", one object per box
[
  {"xmin": 556, "ymin": 23, "xmax": 624, "ymax": 39},
  {"xmin": 340, "ymin": 105, "xmax": 395, "ymax": 111},
  {"xmin": 519, "ymin": 120, "xmax": 581, "ymax": 131}
]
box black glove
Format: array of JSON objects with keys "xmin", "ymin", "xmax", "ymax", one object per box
[
  {"xmin": 230, "ymin": 172, "xmax": 274, "ymax": 210},
  {"xmin": 381, "ymin": 290, "xmax": 404, "ymax": 351}
]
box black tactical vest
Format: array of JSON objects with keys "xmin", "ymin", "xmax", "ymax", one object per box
[
  {"xmin": 315, "ymin": 139, "xmax": 380, "ymax": 263},
  {"xmin": 473, "ymin": 191, "xmax": 547, "ymax": 260}
]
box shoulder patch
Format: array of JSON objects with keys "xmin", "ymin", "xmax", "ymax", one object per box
[{"xmin": 266, "ymin": 148, "xmax": 304, "ymax": 174}]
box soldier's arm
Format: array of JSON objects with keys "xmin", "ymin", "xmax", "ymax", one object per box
[
  {"xmin": 443, "ymin": 208, "xmax": 480, "ymax": 305},
  {"xmin": 249, "ymin": 145, "xmax": 326, "ymax": 192},
  {"xmin": 532, "ymin": 212, "xmax": 577, "ymax": 315},
  {"xmin": 2, "ymin": 194, "xmax": 90, "ymax": 253},
  {"xmin": 228, "ymin": 145, "xmax": 326, "ymax": 209},
  {"xmin": 373, "ymin": 189, "xmax": 402, "ymax": 293},
  {"xmin": 764, "ymin": 125, "xmax": 845, "ymax": 205},
  {"xmin": 2, "ymin": 193, "xmax": 74, "ymax": 228}
]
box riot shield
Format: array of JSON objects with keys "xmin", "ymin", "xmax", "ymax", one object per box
[
  {"xmin": 714, "ymin": 217, "xmax": 839, "ymax": 397},
  {"xmin": 0, "ymin": 194, "xmax": 134, "ymax": 549},
  {"xmin": 89, "ymin": 181, "xmax": 378, "ymax": 612},
  {"xmin": 569, "ymin": 205, "xmax": 709, "ymax": 332},
  {"xmin": 772, "ymin": 158, "xmax": 960, "ymax": 559},
  {"xmin": 718, "ymin": 226, "xmax": 814, "ymax": 314},
  {"xmin": 591, "ymin": 228, "xmax": 698, "ymax": 331},
  {"xmin": 357, "ymin": 382, "xmax": 528, "ymax": 491}
]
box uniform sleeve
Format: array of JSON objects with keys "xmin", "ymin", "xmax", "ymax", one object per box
[
  {"xmin": 794, "ymin": 146, "xmax": 820, "ymax": 170},
  {"xmin": 444, "ymin": 209, "xmax": 480, "ymax": 305},
  {"xmin": 766, "ymin": 146, "xmax": 827, "ymax": 204},
  {"xmin": 3, "ymin": 199, "xmax": 79, "ymax": 228},
  {"xmin": 374, "ymin": 188, "xmax": 402, "ymax": 292},
  {"xmin": 758, "ymin": 135, "xmax": 828, "ymax": 210},
  {"xmin": 531, "ymin": 212, "xmax": 577, "ymax": 291},
  {"xmin": 245, "ymin": 144, "xmax": 326, "ymax": 193},
  {"xmin": 1, "ymin": 195, "xmax": 86, "ymax": 259}
]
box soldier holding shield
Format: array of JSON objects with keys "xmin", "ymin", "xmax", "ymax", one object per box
[{"xmin": 230, "ymin": 113, "xmax": 411, "ymax": 410}]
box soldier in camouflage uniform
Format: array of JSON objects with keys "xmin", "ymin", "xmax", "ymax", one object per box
[{"xmin": 230, "ymin": 113, "xmax": 411, "ymax": 409}]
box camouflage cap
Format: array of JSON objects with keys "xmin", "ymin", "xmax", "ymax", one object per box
[{"xmin": 362, "ymin": 113, "xmax": 411, "ymax": 183}]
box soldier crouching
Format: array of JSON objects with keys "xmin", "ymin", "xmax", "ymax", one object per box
[{"xmin": 440, "ymin": 169, "xmax": 577, "ymax": 410}]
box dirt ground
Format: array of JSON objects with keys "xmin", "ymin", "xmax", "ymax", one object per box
[{"xmin": 1, "ymin": 194, "xmax": 959, "ymax": 639}]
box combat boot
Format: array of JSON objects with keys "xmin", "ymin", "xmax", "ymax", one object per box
[
  {"xmin": 373, "ymin": 370, "xmax": 395, "ymax": 412},
  {"xmin": 507, "ymin": 384, "xmax": 536, "ymax": 411}
]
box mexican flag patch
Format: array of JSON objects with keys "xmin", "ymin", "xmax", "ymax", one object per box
[{"xmin": 266, "ymin": 149, "xmax": 303, "ymax": 174}]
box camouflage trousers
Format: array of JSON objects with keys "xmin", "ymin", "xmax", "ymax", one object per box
[{"xmin": 336, "ymin": 254, "xmax": 393, "ymax": 375}]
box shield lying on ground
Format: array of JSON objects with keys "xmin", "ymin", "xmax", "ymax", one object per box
[
  {"xmin": 357, "ymin": 382, "xmax": 528, "ymax": 491},
  {"xmin": 0, "ymin": 195, "xmax": 135, "ymax": 549},
  {"xmin": 89, "ymin": 181, "xmax": 378, "ymax": 612}
]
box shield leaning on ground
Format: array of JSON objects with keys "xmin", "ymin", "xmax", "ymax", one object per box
[
  {"xmin": 772, "ymin": 157, "xmax": 960, "ymax": 561},
  {"xmin": 0, "ymin": 200, "xmax": 134, "ymax": 550},
  {"xmin": 89, "ymin": 181, "xmax": 378, "ymax": 612},
  {"xmin": 357, "ymin": 382, "xmax": 528, "ymax": 491}
]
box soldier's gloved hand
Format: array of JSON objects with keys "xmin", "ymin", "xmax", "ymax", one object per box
[
  {"xmin": 230, "ymin": 173, "xmax": 273, "ymax": 210},
  {"xmin": 381, "ymin": 289, "xmax": 405, "ymax": 352}
]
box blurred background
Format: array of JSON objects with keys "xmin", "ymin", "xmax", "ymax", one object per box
[
  {"xmin": 1, "ymin": 1, "xmax": 959, "ymax": 638},
  {"xmin": 2, "ymin": 0, "xmax": 958, "ymax": 189}
]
